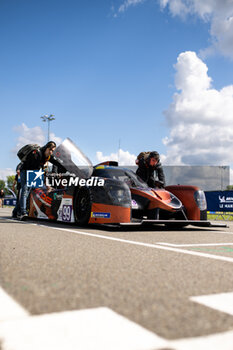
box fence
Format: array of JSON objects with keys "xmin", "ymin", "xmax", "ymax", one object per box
[
  {"xmin": 3, "ymin": 198, "xmax": 17, "ymax": 206},
  {"xmin": 205, "ymin": 191, "xmax": 233, "ymax": 220}
]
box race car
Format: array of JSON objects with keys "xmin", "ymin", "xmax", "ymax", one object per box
[{"xmin": 27, "ymin": 138, "xmax": 213, "ymax": 228}]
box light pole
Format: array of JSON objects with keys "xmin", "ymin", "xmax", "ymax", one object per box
[{"xmin": 41, "ymin": 114, "xmax": 55, "ymax": 142}]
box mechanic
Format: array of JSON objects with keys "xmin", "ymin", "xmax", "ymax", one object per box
[
  {"xmin": 136, "ymin": 151, "xmax": 165, "ymax": 188},
  {"xmin": 12, "ymin": 163, "xmax": 22, "ymax": 218},
  {"xmin": 18, "ymin": 141, "xmax": 65, "ymax": 220},
  {"xmin": 0, "ymin": 189, "xmax": 4, "ymax": 208}
]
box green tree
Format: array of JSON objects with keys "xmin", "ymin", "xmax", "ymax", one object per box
[
  {"xmin": 0, "ymin": 180, "xmax": 5, "ymax": 190},
  {"xmin": 6, "ymin": 175, "xmax": 15, "ymax": 192}
]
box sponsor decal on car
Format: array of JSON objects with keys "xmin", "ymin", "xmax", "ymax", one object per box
[
  {"xmin": 131, "ymin": 199, "xmax": 138, "ymax": 209},
  {"xmin": 56, "ymin": 198, "xmax": 75, "ymax": 223},
  {"xmin": 35, "ymin": 188, "xmax": 52, "ymax": 206},
  {"xmin": 91, "ymin": 212, "xmax": 111, "ymax": 218},
  {"xmin": 62, "ymin": 205, "xmax": 72, "ymax": 222}
]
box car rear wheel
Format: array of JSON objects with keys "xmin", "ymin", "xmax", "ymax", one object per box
[{"xmin": 74, "ymin": 187, "xmax": 92, "ymax": 225}]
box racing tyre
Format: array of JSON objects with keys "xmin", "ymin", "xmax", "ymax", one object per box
[{"xmin": 74, "ymin": 187, "xmax": 92, "ymax": 225}]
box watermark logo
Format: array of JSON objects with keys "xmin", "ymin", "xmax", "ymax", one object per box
[
  {"xmin": 27, "ymin": 170, "xmax": 44, "ymax": 188},
  {"xmin": 26, "ymin": 170, "xmax": 104, "ymax": 188},
  {"xmin": 46, "ymin": 175, "xmax": 104, "ymax": 187}
]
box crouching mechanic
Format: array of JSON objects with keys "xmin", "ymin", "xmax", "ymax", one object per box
[
  {"xmin": 136, "ymin": 151, "xmax": 165, "ymax": 188},
  {"xmin": 18, "ymin": 141, "xmax": 65, "ymax": 220}
]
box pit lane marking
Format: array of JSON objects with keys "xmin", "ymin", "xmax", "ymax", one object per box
[
  {"xmin": 36, "ymin": 224, "xmax": 233, "ymax": 263},
  {"xmin": 191, "ymin": 292, "xmax": 233, "ymax": 317},
  {"xmin": 171, "ymin": 330, "xmax": 233, "ymax": 350},
  {"xmin": 0, "ymin": 287, "xmax": 168, "ymax": 350},
  {"xmin": 2, "ymin": 286, "xmax": 233, "ymax": 350},
  {"xmin": 156, "ymin": 242, "xmax": 233, "ymax": 247},
  {"xmin": 2, "ymin": 217, "xmax": 233, "ymax": 263},
  {"xmin": 0, "ymin": 287, "xmax": 29, "ymax": 321},
  {"xmin": 11, "ymin": 218, "xmax": 233, "ymax": 263},
  {"xmin": 211, "ymin": 231, "xmax": 233, "ymax": 235},
  {"xmin": 2, "ymin": 217, "xmax": 233, "ymax": 349}
]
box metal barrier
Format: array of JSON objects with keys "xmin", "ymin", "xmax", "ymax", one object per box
[
  {"xmin": 208, "ymin": 211, "xmax": 233, "ymax": 221},
  {"xmin": 3, "ymin": 198, "xmax": 17, "ymax": 206}
]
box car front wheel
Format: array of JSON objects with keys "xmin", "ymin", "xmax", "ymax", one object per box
[{"xmin": 74, "ymin": 187, "xmax": 92, "ymax": 225}]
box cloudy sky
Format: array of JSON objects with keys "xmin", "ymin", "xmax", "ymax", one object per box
[{"xmin": 1, "ymin": 0, "xmax": 233, "ymax": 181}]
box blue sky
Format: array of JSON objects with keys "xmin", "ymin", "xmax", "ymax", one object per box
[{"xmin": 1, "ymin": 0, "xmax": 233, "ymax": 179}]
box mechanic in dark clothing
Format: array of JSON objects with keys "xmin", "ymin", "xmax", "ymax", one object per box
[
  {"xmin": 12, "ymin": 163, "xmax": 22, "ymax": 218},
  {"xmin": 19, "ymin": 141, "xmax": 65, "ymax": 220},
  {"xmin": 0, "ymin": 189, "xmax": 4, "ymax": 208},
  {"xmin": 136, "ymin": 151, "xmax": 165, "ymax": 188}
]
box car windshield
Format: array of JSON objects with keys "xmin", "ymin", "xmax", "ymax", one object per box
[
  {"xmin": 93, "ymin": 168, "xmax": 148, "ymax": 189},
  {"xmin": 53, "ymin": 138, "xmax": 93, "ymax": 178}
]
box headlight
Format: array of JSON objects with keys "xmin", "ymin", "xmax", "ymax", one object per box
[
  {"xmin": 194, "ymin": 190, "xmax": 207, "ymax": 210},
  {"xmin": 169, "ymin": 192, "xmax": 183, "ymax": 209}
]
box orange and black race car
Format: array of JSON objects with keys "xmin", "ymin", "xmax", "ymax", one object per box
[{"xmin": 27, "ymin": 138, "xmax": 218, "ymax": 228}]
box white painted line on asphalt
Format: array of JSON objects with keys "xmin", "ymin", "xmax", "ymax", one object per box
[
  {"xmin": 2, "ymin": 218, "xmax": 233, "ymax": 349},
  {"xmin": 157, "ymin": 242, "xmax": 233, "ymax": 247},
  {"xmin": 190, "ymin": 292, "xmax": 233, "ymax": 316},
  {"xmin": 36, "ymin": 224, "xmax": 233, "ymax": 263},
  {"xmin": 0, "ymin": 287, "xmax": 29, "ymax": 321},
  {"xmin": 1, "ymin": 297, "xmax": 233, "ymax": 350},
  {"xmin": 0, "ymin": 283, "xmax": 168, "ymax": 350},
  {"xmin": 214, "ymin": 231, "xmax": 233, "ymax": 235},
  {"xmin": 2, "ymin": 217, "xmax": 233, "ymax": 263},
  {"xmin": 171, "ymin": 329, "xmax": 233, "ymax": 350},
  {"xmin": 0, "ymin": 305, "xmax": 168, "ymax": 350}
]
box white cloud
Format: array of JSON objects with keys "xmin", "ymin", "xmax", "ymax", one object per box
[
  {"xmin": 163, "ymin": 51, "xmax": 233, "ymax": 167},
  {"xmin": 49, "ymin": 132, "xmax": 62, "ymax": 146},
  {"xmin": 117, "ymin": 0, "xmax": 233, "ymax": 57},
  {"xmin": 116, "ymin": 0, "xmax": 146, "ymax": 14},
  {"xmin": 0, "ymin": 124, "xmax": 63, "ymax": 181},
  {"xmin": 159, "ymin": 0, "xmax": 233, "ymax": 21},
  {"xmin": 0, "ymin": 168, "xmax": 14, "ymax": 181},
  {"xmin": 12, "ymin": 123, "xmax": 62, "ymax": 153},
  {"xmin": 96, "ymin": 149, "xmax": 137, "ymax": 165},
  {"xmin": 13, "ymin": 123, "xmax": 46, "ymax": 152},
  {"xmin": 160, "ymin": 0, "xmax": 190, "ymax": 17},
  {"xmin": 159, "ymin": 0, "xmax": 233, "ymax": 58}
]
